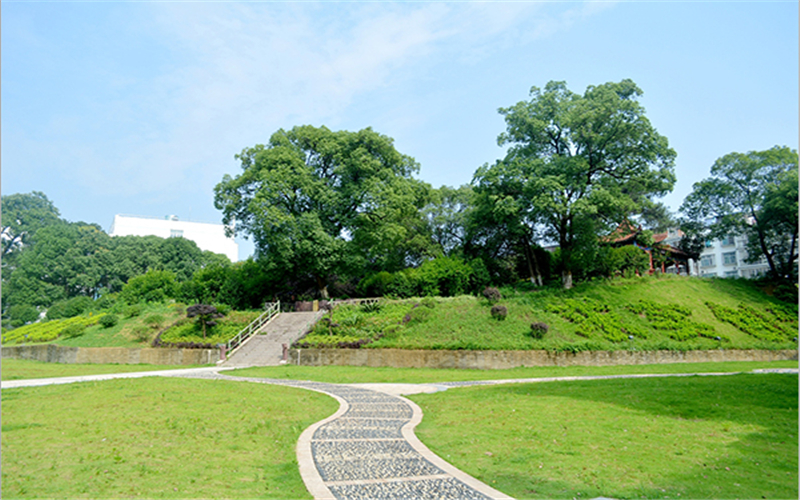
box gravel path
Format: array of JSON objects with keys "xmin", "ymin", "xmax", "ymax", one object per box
[
  {"xmin": 4, "ymin": 367, "xmax": 796, "ymax": 500},
  {"xmin": 178, "ymin": 371, "xmax": 512, "ymax": 500}
]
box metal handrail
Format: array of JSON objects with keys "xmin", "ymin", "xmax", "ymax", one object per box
[{"xmin": 225, "ymin": 301, "xmax": 280, "ymax": 353}]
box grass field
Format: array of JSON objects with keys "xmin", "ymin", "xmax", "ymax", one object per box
[
  {"xmin": 409, "ymin": 373, "xmax": 798, "ymax": 499},
  {"xmin": 229, "ymin": 360, "xmax": 798, "ymax": 384},
  {"xmin": 0, "ymin": 359, "xmax": 207, "ymax": 381},
  {"xmin": 2, "ymin": 361, "xmax": 796, "ymax": 499},
  {"xmin": 299, "ymin": 275, "xmax": 798, "ymax": 351},
  {"xmin": 1, "ymin": 377, "xmax": 338, "ymax": 499}
]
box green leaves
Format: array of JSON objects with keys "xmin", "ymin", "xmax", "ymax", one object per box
[
  {"xmin": 489, "ymin": 80, "xmax": 676, "ymax": 288},
  {"xmin": 680, "ymin": 146, "xmax": 798, "ymax": 281},
  {"xmin": 214, "ymin": 125, "xmax": 430, "ymax": 297}
]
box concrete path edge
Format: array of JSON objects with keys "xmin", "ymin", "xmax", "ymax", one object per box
[
  {"xmin": 397, "ymin": 394, "xmax": 514, "ymax": 500},
  {"xmin": 295, "ymin": 387, "xmax": 349, "ymax": 500}
]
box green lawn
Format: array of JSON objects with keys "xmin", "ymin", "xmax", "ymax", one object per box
[
  {"xmin": 229, "ymin": 360, "xmax": 797, "ymax": 384},
  {"xmin": 298, "ymin": 275, "xmax": 798, "ymax": 351},
  {"xmin": 0, "ymin": 359, "xmax": 207, "ymax": 380},
  {"xmin": 1, "ymin": 377, "xmax": 338, "ymax": 499},
  {"xmin": 409, "ymin": 373, "xmax": 798, "ymax": 499}
]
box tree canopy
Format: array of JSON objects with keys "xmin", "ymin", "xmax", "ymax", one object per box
[
  {"xmin": 487, "ymin": 79, "xmax": 676, "ymax": 288},
  {"xmin": 681, "ymin": 145, "xmax": 798, "ymax": 281},
  {"xmin": 214, "ymin": 125, "xmax": 431, "ymax": 297},
  {"xmin": 1, "ymin": 191, "xmax": 62, "ymax": 269}
]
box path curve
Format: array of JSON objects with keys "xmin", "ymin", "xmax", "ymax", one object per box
[
  {"xmin": 184, "ymin": 372, "xmax": 512, "ymax": 500},
  {"xmin": 4, "ymin": 367, "xmax": 797, "ymax": 500}
]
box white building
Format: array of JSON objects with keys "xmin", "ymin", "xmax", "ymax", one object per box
[
  {"xmin": 109, "ymin": 214, "xmax": 238, "ymax": 262},
  {"xmin": 696, "ymin": 233, "xmax": 769, "ymax": 279}
]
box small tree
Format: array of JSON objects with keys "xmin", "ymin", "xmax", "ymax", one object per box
[{"xmin": 186, "ymin": 304, "xmax": 224, "ymax": 340}]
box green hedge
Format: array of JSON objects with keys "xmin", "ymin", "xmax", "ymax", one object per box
[
  {"xmin": 706, "ymin": 302, "xmax": 797, "ymax": 342},
  {"xmin": 1, "ymin": 314, "xmax": 106, "ymax": 345}
]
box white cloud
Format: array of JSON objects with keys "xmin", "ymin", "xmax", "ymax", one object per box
[{"xmin": 22, "ymin": 2, "xmax": 616, "ymax": 198}]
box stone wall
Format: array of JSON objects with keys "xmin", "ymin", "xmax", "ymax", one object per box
[
  {"xmin": 2, "ymin": 344, "xmax": 220, "ymax": 365},
  {"xmin": 289, "ymin": 348, "xmax": 798, "ymax": 369}
]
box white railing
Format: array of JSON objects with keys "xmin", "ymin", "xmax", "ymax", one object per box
[{"xmin": 225, "ymin": 301, "xmax": 280, "ymax": 353}]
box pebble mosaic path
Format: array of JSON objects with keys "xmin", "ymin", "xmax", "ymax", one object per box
[
  {"xmin": 176, "ymin": 371, "xmax": 511, "ymax": 500},
  {"xmin": 4, "ymin": 367, "xmax": 797, "ymax": 500}
]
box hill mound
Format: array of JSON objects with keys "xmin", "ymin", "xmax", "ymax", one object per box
[{"xmin": 297, "ymin": 275, "xmax": 798, "ymax": 352}]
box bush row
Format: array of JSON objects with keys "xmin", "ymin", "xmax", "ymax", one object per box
[
  {"xmin": 706, "ymin": 302, "xmax": 797, "ymax": 342},
  {"xmin": 1, "ymin": 313, "xmax": 105, "ymax": 345},
  {"xmin": 628, "ymin": 300, "xmax": 722, "ymax": 342},
  {"xmin": 357, "ymin": 257, "xmax": 490, "ymax": 298}
]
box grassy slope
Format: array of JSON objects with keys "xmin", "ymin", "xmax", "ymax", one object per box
[
  {"xmin": 301, "ymin": 275, "xmax": 798, "ymax": 351},
  {"xmin": 409, "ymin": 373, "xmax": 798, "ymax": 499},
  {"xmin": 54, "ymin": 303, "xmax": 185, "ymax": 348},
  {"xmin": 1, "ymin": 377, "xmax": 338, "ymax": 499},
  {"xmin": 4, "ymin": 303, "xmax": 261, "ymax": 349}
]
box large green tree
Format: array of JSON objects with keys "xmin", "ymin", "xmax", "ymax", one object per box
[
  {"xmin": 1, "ymin": 191, "xmax": 63, "ymax": 272},
  {"xmin": 680, "ymin": 146, "xmax": 798, "ymax": 281},
  {"xmin": 493, "ymin": 80, "xmax": 676, "ymax": 288},
  {"xmin": 471, "ymin": 160, "xmax": 549, "ymax": 286},
  {"xmin": 214, "ymin": 125, "xmax": 430, "ymax": 298}
]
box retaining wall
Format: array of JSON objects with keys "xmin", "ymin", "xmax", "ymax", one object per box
[
  {"xmin": 2, "ymin": 344, "xmax": 220, "ymax": 365},
  {"xmin": 290, "ymin": 348, "xmax": 798, "ymax": 369}
]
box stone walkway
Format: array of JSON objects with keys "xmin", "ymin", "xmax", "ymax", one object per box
[
  {"xmin": 3, "ymin": 367, "xmax": 797, "ymax": 500},
  {"xmin": 178, "ymin": 370, "xmax": 511, "ymax": 499}
]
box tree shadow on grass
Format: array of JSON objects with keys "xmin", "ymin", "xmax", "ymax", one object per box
[{"xmin": 499, "ymin": 373, "xmax": 797, "ymax": 499}]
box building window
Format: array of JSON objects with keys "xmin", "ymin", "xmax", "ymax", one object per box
[
  {"xmin": 724, "ymin": 270, "xmax": 739, "ymax": 278},
  {"xmin": 721, "ymin": 234, "xmax": 735, "ymax": 246},
  {"xmin": 703, "ymin": 272, "xmax": 717, "ymax": 277},
  {"xmin": 170, "ymin": 229, "xmax": 184, "ymax": 238},
  {"xmin": 722, "ymin": 252, "xmax": 737, "ymax": 266},
  {"xmin": 704, "ymin": 240, "xmax": 714, "ymax": 248},
  {"xmin": 700, "ymin": 255, "xmax": 715, "ymax": 267}
]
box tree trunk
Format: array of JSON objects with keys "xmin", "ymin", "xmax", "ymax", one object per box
[
  {"xmin": 561, "ymin": 270, "xmax": 573, "ymax": 289},
  {"xmin": 522, "ymin": 239, "xmax": 543, "ymax": 287},
  {"xmin": 316, "ymin": 276, "xmax": 330, "ymax": 300}
]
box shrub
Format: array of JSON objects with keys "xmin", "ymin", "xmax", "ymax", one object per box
[
  {"xmin": 186, "ymin": 304, "xmax": 224, "ymax": 340},
  {"xmin": 482, "ymin": 287, "xmax": 501, "ymax": 303},
  {"xmin": 132, "ymin": 325, "xmax": 151, "ymax": 342},
  {"xmin": 60, "ymin": 323, "xmax": 87, "ymax": 339},
  {"xmin": 360, "ymin": 301, "xmax": 382, "ymax": 313},
  {"xmin": 120, "ymin": 269, "xmax": 178, "ymax": 304},
  {"xmin": 420, "ymin": 297, "xmax": 437, "ymax": 309},
  {"xmin": 123, "ymin": 304, "xmax": 143, "ymax": 318},
  {"xmin": 46, "ymin": 296, "xmax": 94, "ymax": 320},
  {"xmin": 616, "ymin": 245, "xmax": 650, "ymax": 275},
  {"xmin": 213, "ymin": 303, "xmax": 231, "ymax": 316},
  {"xmin": 99, "ymin": 314, "xmax": 119, "ymax": 328},
  {"xmin": 403, "ymin": 305, "xmax": 432, "ymax": 325},
  {"xmin": 530, "ymin": 322, "xmax": 549, "ymax": 339},
  {"xmin": 144, "ymin": 314, "xmax": 165, "ymax": 329},
  {"xmin": 490, "ymin": 305, "xmax": 508, "ymax": 321},
  {"xmin": 7, "ymin": 304, "xmax": 39, "ymax": 327},
  {"xmin": 357, "ymin": 271, "xmax": 393, "ymax": 297},
  {"xmin": 416, "ymin": 257, "xmax": 474, "ymax": 297}
]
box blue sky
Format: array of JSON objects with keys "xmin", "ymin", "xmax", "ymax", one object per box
[{"xmin": 3, "ymin": 1, "xmax": 798, "ymax": 260}]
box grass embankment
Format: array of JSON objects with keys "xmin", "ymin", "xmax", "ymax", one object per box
[
  {"xmin": 1, "ymin": 377, "xmax": 338, "ymax": 499},
  {"xmin": 410, "ymin": 373, "xmax": 798, "ymax": 499},
  {"xmin": 298, "ymin": 276, "xmax": 798, "ymax": 351},
  {"xmin": 0, "ymin": 359, "xmax": 207, "ymax": 381},
  {"xmin": 1, "ymin": 303, "xmax": 262, "ymax": 348},
  {"xmin": 229, "ymin": 360, "xmax": 797, "ymax": 384}
]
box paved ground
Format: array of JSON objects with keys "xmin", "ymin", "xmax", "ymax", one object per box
[
  {"xmin": 2, "ymin": 366, "xmax": 797, "ymax": 500},
  {"xmin": 222, "ymin": 311, "xmax": 323, "ymax": 367}
]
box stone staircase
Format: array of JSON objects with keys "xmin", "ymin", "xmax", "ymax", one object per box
[{"xmin": 221, "ymin": 311, "xmax": 323, "ymax": 367}]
